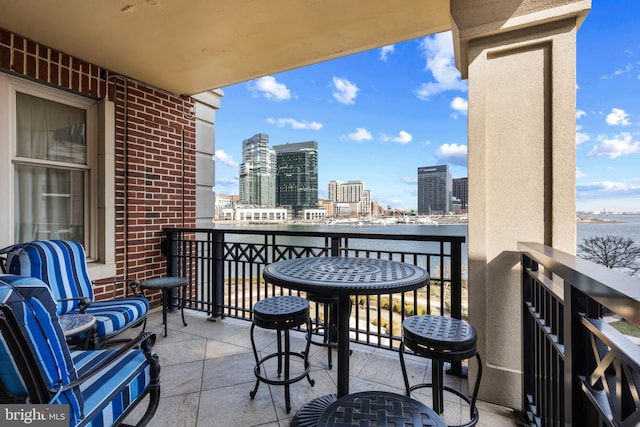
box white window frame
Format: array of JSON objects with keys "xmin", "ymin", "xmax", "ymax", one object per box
[{"xmin": 0, "ymin": 73, "xmax": 115, "ymax": 278}]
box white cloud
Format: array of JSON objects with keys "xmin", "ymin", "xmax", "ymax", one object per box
[
  {"xmin": 415, "ymin": 31, "xmax": 467, "ymax": 100},
  {"xmin": 576, "ymin": 110, "xmax": 587, "ymax": 119},
  {"xmin": 589, "ymin": 132, "xmax": 640, "ymax": 159},
  {"xmin": 576, "ymin": 124, "xmax": 590, "ymax": 145},
  {"xmin": 379, "ymin": 45, "xmax": 395, "ymax": 61},
  {"xmin": 247, "ymin": 76, "xmax": 292, "ymax": 101},
  {"xmin": 450, "ymin": 97, "xmax": 468, "ymax": 117},
  {"xmin": 576, "ymin": 131, "xmax": 591, "ymax": 145},
  {"xmin": 577, "ymin": 180, "xmax": 640, "ymax": 200},
  {"xmin": 332, "ymin": 77, "xmax": 359, "ymax": 104},
  {"xmin": 436, "ymin": 143, "xmax": 467, "ymax": 166},
  {"xmin": 217, "ymin": 177, "xmax": 239, "ymax": 185},
  {"xmin": 606, "ymin": 108, "xmax": 631, "ymax": 126},
  {"xmin": 402, "ymin": 177, "xmax": 417, "ymax": 184},
  {"xmin": 576, "ymin": 168, "xmax": 587, "ymax": 179},
  {"xmin": 380, "ymin": 131, "xmax": 413, "ymax": 144},
  {"xmin": 266, "ymin": 117, "xmax": 323, "ymax": 130},
  {"xmin": 213, "ymin": 150, "xmax": 239, "ymax": 168},
  {"xmin": 601, "ymin": 63, "xmax": 633, "ymax": 79},
  {"xmin": 348, "ymin": 128, "xmax": 373, "ymax": 142},
  {"xmin": 392, "ymin": 131, "xmax": 412, "ymax": 144}
]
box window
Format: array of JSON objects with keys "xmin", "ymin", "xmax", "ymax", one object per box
[
  {"xmin": 15, "ymin": 92, "xmax": 89, "ymax": 243},
  {"xmin": 0, "ymin": 74, "xmax": 115, "ymax": 276}
]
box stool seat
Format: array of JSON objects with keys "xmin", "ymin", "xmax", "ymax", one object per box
[
  {"xmin": 250, "ymin": 295, "xmax": 314, "ymax": 413},
  {"xmin": 253, "ymin": 295, "xmax": 310, "ymax": 329},
  {"xmin": 402, "ymin": 315, "xmax": 477, "ymax": 360},
  {"xmin": 399, "ymin": 315, "xmax": 482, "ymax": 427}
]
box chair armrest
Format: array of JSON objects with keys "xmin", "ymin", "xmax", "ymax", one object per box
[
  {"xmin": 57, "ymin": 297, "xmax": 92, "ymax": 313},
  {"xmin": 92, "ymin": 277, "xmax": 144, "ymax": 298},
  {"xmin": 52, "ymin": 332, "xmax": 158, "ymax": 394}
]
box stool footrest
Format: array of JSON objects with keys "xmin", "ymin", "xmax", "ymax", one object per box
[
  {"xmin": 253, "ymin": 351, "xmax": 313, "ymax": 386},
  {"xmin": 407, "ymin": 383, "xmax": 479, "ymax": 427}
]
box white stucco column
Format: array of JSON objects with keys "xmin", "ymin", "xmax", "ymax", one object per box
[
  {"xmin": 451, "ymin": 0, "xmax": 590, "ymax": 409},
  {"xmin": 193, "ymin": 89, "xmax": 223, "ymax": 226}
]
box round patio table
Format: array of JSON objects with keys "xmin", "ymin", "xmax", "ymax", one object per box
[
  {"xmin": 263, "ymin": 256, "xmax": 429, "ymax": 425},
  {"xmin": 317, "ymin": 391, "xmax": 446, "ymax": 427}
]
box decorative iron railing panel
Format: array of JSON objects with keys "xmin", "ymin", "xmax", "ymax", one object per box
[
  {"xmin": 163, "ymin": 227, "xmax": 466, "ymax": 352},
  {"xmin": 520, "ymin": 242, "xmax": 640, "ymax": 427}
]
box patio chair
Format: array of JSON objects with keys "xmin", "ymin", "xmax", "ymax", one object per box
[
  {"xmin": 1, "ymin": 240, "xmax": 149, "ymax": 348},
  {"xmin": 0, "ymin": 274, "xmax": 160, "ymax": 426}
]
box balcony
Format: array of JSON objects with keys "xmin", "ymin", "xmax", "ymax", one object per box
[
  {"xmin": 122, "ymin": 309, "xmax": 516, "ymax": 426},
  {"xmin": 130, "ymin": 228, "xmax": 640, "ymax": 426}
]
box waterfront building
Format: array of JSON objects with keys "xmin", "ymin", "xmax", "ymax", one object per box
[
  {"xmin": 233, "ymin": 206, "xmax": 288, "ymax": 222},
  {"xmin": 334, "ymin": 203, "xmax": 353, "ymax": 217},
  {"xmin": 239, "ymin": 133, "xmax": 276, "ymax": 207},
  {"xmin": 274, "ymin": 141, "xmax": 318, "ymax": 218},
  {"xmin": 453, "ymin": 177, "xmax": 468, "ymax": 210},
  {"xmin": 328, "ymin": 179, "xmax": 371, "ymax": 216},
  {"xmin": 417, "ymin": 165, "xmax": 452, "ymax": 215},
  {"xmin": 317, "ymin": 199, "xmax": 335, "ymax": 217},
  {"xmin": 300, "ymin": 209, "xmax": 327, "ymax": 221},
  {"xmin": 215, "ymin": 194, "xmax": 240, "ymax": 220}
]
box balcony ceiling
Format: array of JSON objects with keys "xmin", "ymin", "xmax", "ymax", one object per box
[{"xmin": 0, "ymin": 0, "xmax": 451, "ymax": 95}]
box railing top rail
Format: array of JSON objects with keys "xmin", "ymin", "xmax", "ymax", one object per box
[
  {"xmin": 519, "ymin": 241, "xmax": 640, "ymax": 326},
  {"xmin": 163, "ymin": 226, "xmax": 466, "ymax": 244}
]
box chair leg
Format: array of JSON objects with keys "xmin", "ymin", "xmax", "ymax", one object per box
[
  {"xmin": 277, "ymin": 329, "xmax": 283, "ymax": 377},
  {"xmin": 432, "ymin": 359, "xmax": 444, "ymax": 414},
  {"xmin": 469, "ymin": 353, "xmax": 483, "ymax": 423},
  {"xmin": 323, "ymin": 303, "xmax": 332, "ymax": 369},
  {"xmin": 398, "ymin": 341, "xmax": 412, "ymax": 397},
  {"xmin": 284, "ymin": 329, "xmax": 291, "ymax": 413},
  {"xmin": 249, "ymin": 323, "xmax": 261, "ymax": 399},
  {"xmin": 304, "ymin": 318, "xmax": 315, "ymax": 387}
]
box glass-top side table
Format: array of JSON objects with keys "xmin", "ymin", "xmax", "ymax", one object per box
[{"xmin": 59, "ymin": 313, "xmax": 96, "ymax": 349}]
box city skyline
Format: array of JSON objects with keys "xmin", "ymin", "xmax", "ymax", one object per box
[{"xmin": 213, "ymin": 1, "xmax": 640, "ymax": 212}]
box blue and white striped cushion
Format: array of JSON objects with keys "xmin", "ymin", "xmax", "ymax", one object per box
[
  {"xmin": 85, "ymin": 298, "xmax": 149, "ymax": 336},
  {"xmin": 6, "ymin": 240, "xmax": 149, "ymax": 338},
  {"xmin": 70, "ymin": 349, "xmax": 151, "ymax": 427},
  {"xmin": 6, "ymin": 240, "xmax": 94, "ymax": 314},
  {"xmin": 0, "ymin": 275, "xmax": 84, "ymax": 421}
]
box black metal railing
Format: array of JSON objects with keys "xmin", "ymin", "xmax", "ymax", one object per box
[
  {"xmin": 163, "ymin": 227, "xmax": 466, "ymax": 352},
  {"xmin": 519, "ymin": 242, "xmax": 640, "ymax": 426}
]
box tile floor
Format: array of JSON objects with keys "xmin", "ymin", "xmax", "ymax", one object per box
[{"xmin": 124, "ymin": 308, "xmax": 518, "ymax": 427}]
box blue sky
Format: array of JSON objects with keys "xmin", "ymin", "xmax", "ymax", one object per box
[{"xmin": 213, "ymin": 1, "xmax": 640, "ymax": 213}]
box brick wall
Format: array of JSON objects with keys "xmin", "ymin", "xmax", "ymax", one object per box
[{"xmin": 0, "ymin": 27, "xmax": 196, "ymax": 304}]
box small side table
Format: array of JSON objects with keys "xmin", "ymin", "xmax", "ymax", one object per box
[
  {"xmin": 141, "ymin": 276, "xmax": 188, "ymax": 337},
  {"xmin": 59, "ymin": 313, "xmax": 96, "ymax": 349}
]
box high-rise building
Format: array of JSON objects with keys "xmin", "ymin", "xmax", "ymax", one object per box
[
  {"xmin": 417, "ymin": 165, "xmax": 452, "ymax": 215},
  {"xmin": 452, "ymin": 177, "xmax": 468, "ymax": 210},
  {"xmin": 328, "ymin": 180, "xmax": 371, "ymax": 216},
  {"xmin": 274, "ymin": 141, "xmax": 318, "ymax": 218},
  {"xmin": 238, "ymin": 133, "xmax": 276, "ymax": 206}
]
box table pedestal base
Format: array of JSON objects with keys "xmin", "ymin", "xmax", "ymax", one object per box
[{"xmin": 290, "ymin": 394, "xmax": 336, "ymax": 427}]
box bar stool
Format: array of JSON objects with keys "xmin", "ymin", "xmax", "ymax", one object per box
[
  {"xmin": 399, "ymin": 315, "xmax": 482, "ymax": 427},
  {"xmin": 249, "ymin": 295, "xmax": 315, "ymax": 413},
  {"xmin": 307, "ymin": 293, "xmax": 339, "ymax": 369}
]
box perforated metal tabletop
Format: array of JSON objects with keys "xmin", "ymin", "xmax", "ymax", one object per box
[{"xmin": 263, "ymin": 256, "xmax": 428, "ymax": 296}]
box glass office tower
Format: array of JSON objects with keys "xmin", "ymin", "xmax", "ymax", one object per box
[
  {"xmin": 417, "ymin": 164, "xmax": 452, "ymax": 215},
  {"xmin": 274, "ymin": 141, "xmax": 318, "ymax": 218}
]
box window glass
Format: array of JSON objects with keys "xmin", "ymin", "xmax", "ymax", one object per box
[
  {"xmin": 14, "ymin": 92, "xmax": 88, "ymax": 244},
  {"xmin": 16, "ymin": 92, "xmax": 86, "ymax": 163}
]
